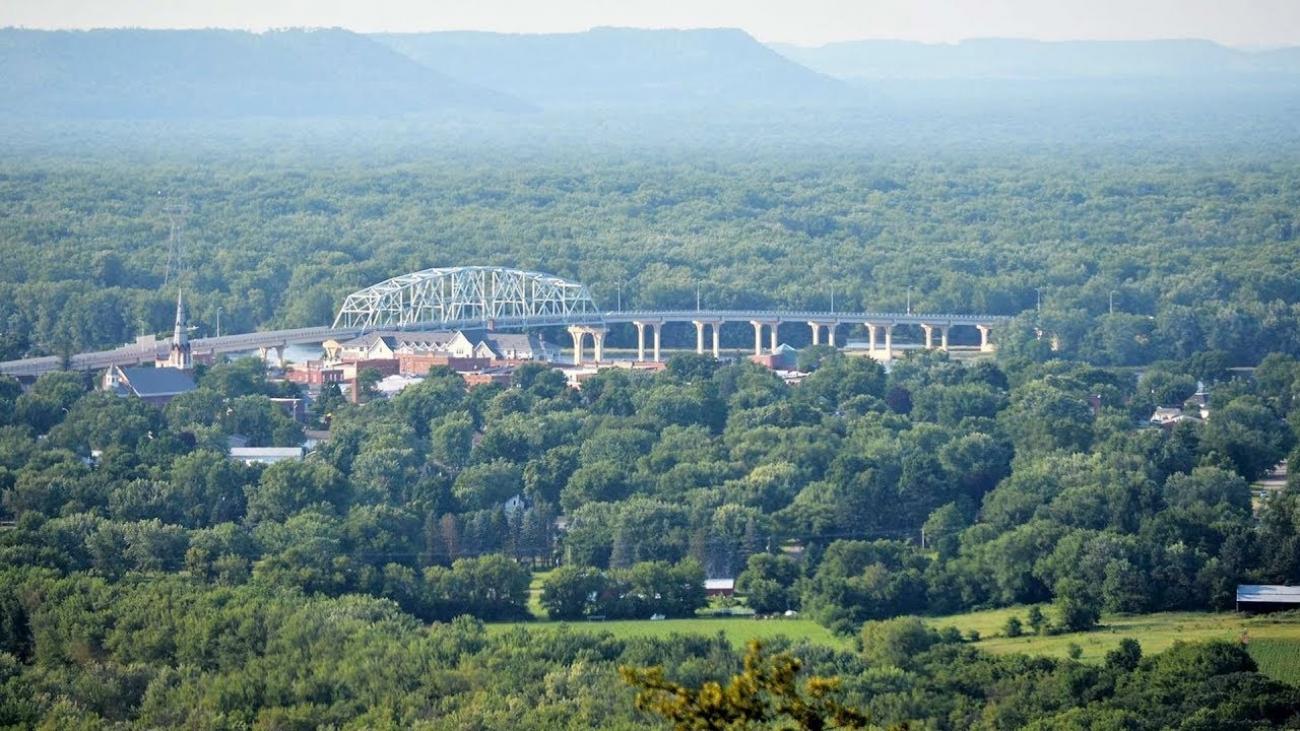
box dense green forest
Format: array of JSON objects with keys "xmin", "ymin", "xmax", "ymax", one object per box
[
  {"xmin": 4, "ymin": 135, "xmax": 1300, "ymax": 726},
  {"xmin": 1, "ymin": 143, "xmax": 1299, "ymax": 364},
  {"xmin": 5, "ymin": 339, "xmax": 1300, "ymax": 724}
]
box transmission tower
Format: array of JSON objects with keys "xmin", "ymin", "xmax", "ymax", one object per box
[{"xmin": 161, "ymin": 197, "xmax": 189, "ymax": 286}]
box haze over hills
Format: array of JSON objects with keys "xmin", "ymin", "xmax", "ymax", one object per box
[
  {"xmin": 772, "ymin": 38, "xmax": 1300, "ymax": 80},
  {"xmin": 374, "ymin": 27, "xmax": 850, "ymax": 108},
  {"xmin": 0, "ymin": 28, "xmax": 527, "ymax": 118},
  {"xmin": 1, "ymin": 24, "xmax": 1298, "ymax": 144}
]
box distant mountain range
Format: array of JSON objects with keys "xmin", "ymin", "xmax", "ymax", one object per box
[
  {"xmin": 0, "ymin": 28, "xmax": 525, "ymax": 118},
  {"xmin": 373, "ymin": 27, "xmax": 846, "ymax": 108},
  {"xmin": 3, "ymin": 28, "xmax": 1300, "ymax": 120},
  {"xmin": 772, "ymin": 38, "xmax": 1300, "ymax": 81}
]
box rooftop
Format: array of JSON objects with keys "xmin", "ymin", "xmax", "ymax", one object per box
[
  {"xmin": 117, "ymin": 366, "xmax": 197, "ymax": 397},
  {"xmin": 1237, "ymin": 584, "xmax": 1300, "ymax": 603}
]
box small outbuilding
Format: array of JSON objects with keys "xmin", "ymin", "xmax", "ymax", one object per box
[
  {"xmin": 229, "ymin": 447, "xmax": 305, "ymax": 465},
  {"xmin": 705, "ymin": 578, "xmax": 736, "ymax": 597},
  {"xmin": 1236, "ymin": 584, "xmax": 1300, "ymax": 613}
]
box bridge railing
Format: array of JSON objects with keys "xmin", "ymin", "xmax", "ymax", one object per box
[{"xmin": 603, "ymin": 310, "xmax": 1012, "ymax": 324}]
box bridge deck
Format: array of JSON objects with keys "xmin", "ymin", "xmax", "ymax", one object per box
[{"xmin": 0, "ymin": 310, "xmax": 1011, "ymax": 377}]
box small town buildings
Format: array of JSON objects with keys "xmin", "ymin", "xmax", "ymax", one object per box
[
  {"xmin": 329, "ymin": 330, "xmax": 556, "ymax": 365},
  {"xmin": 102, "ymin": 291, "xmax": 199, "ymax": 407},
  {"xmin": 306, "ymin": 329, "xmax": 556, "ymax": 396},
  {"xmin": 229, "ymin": 446, "xmax": 305, "ymax": 465},
  {"xmin": 1236, "ymin": 584, "xmax": 1300, "ymax": 613},
  {"xmin": 101, "ymin": 365, "xmax": 197, "ymax": 407}
]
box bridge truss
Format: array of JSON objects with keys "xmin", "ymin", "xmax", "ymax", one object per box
[{"xmin": 332, "ymin": 266, "xmax": 602, "ymax": 330}]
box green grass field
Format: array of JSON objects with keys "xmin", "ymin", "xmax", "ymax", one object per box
[
  {"xmin": 486, "ymin": 616, "xmax": 853, "ymax": 650},
  {"xmin": 923, "ymin": 605, "xmax": 1300, "ymax": 685},
  {"xmin": 492, "ymin": 595, "xmax": 1300, "ymax": 685}
]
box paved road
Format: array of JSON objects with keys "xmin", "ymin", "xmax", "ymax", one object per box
[{"xmin": 0, "ymin": 309, "xmax": 1011, "ymax": 378}]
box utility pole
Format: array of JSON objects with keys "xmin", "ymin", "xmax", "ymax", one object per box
[
  {"xmin": 216, "ymin": 306, "xmax": 222, "ymax": 338},
  {"xmin": 906, "ymin": 286, "xmax": 912, "ymax": 315},
  {"xmin": 696, "ymin": 284, "xmax": 701, "ymax": 312},
  {"xmin": 1109, "ymin": 290, "xmax": 1117, "ymax": 315},
  {"xmin": 1036, "ymin": 287, "xmax": 1042, "ymax": 312},
  {"xmin": 616, "ymin": 282, "xmax": 622, "ymax": 312},
  {"xmin": 830, "ymin": 285, "xmax": 835, "ymax": 314}
]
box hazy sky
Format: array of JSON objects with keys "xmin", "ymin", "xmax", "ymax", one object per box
[{"xmin": 5, "ymin": 0, "xmax": 1300, "ymax": 47}]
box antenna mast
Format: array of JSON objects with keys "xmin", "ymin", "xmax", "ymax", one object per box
[{"xmin": 161, "ymin": 196, "xmax": 189, "ymax": 286}]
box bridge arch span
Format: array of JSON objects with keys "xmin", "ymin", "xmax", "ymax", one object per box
[{"xmin": 332, "ymin": 266, "xmax": 602, "ymax": 330}]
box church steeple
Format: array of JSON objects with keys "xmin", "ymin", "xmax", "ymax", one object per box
[{"xmin": 166, "ymin": 290, "xmax": 192, "ymax": 370}]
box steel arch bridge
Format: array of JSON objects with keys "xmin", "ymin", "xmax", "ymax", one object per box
[{"xmin": 331, "ymin": 266, "xmax": 602, "ymax": 330}]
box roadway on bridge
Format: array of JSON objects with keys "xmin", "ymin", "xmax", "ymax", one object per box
[{"xmin": 0, "ymin": 309, "xmax": 1010, "ymax": 378}]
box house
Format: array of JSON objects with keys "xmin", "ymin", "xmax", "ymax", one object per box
[
  {"xmin": 229, "ymin": 446, "xmax": 305, "ymax": 465},
  {"xmin": 333, "ymin": 332, "xmax": 400, "ymax": 361},
  {"xmin": 284, "ymin": 359, "xmax": 349, "ymax": 387},
  {"xmin": 397, "ymin": 353, "xmax": 491, "ymax": 377},
  {"xmin": 705, "ymin": 578, "xmax": 736, "ymax": 597},
  {"xmin": 1236, "ymin": 584, "xmax": 1300, "ymax": 613},
  {"xmin": 101, "ymin": 365, "xmax": 197, "ymax": 407},
  {"xmin": 1149, "ymin": 407, "xmax": 1202, "ymax": 428},
  {"xmin": 751, "ymin": 344, "xmax": 800, "ymax": 371},
  {"xmin": 476, "ymin": 333, "xmax": 557, "ymax": 362},
  {"xmin": 461, "ymin": 366, "xmax": 516, "ymax": 388}
]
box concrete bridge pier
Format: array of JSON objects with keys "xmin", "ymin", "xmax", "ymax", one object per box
[
  {"xmin": 940, "ymin": 326, "xmax": 950, "ymax": 351},
  {"xmin": 808, "ymin": 321, "xmax": 837, "ymax": 348},
  {"xmin": 568, "ymin": 326, "xmax": 586, "ymax": 365},
  {"xmin": 750, "ymin": 320, "xmax": 780, "ymax": 356},
  {"xmin": 633, "ymin": 321, "xmax": 664, "ymax": 362},
  {"xmin": 692, "ymin": 320, "xmax": 722, "ymax": 358},
  {"xmin": 921, "ymin": 324, "xmax": 935, "ymax": 350},
  {"xmin": 257, "ymin": 345, "xmax": 285, "ymax": 367},
  {"xmin": 568, "ymin": 326, "xmax": 606, "ymax": 364},
  {"xmin": 977, "ymin": 325, "xmax": 993, "ymax": 352}
]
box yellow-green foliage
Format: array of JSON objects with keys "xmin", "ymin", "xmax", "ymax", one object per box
[{"xmin": 924, "ymin": 607, "xmax": 1300, "ymax": 685}]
